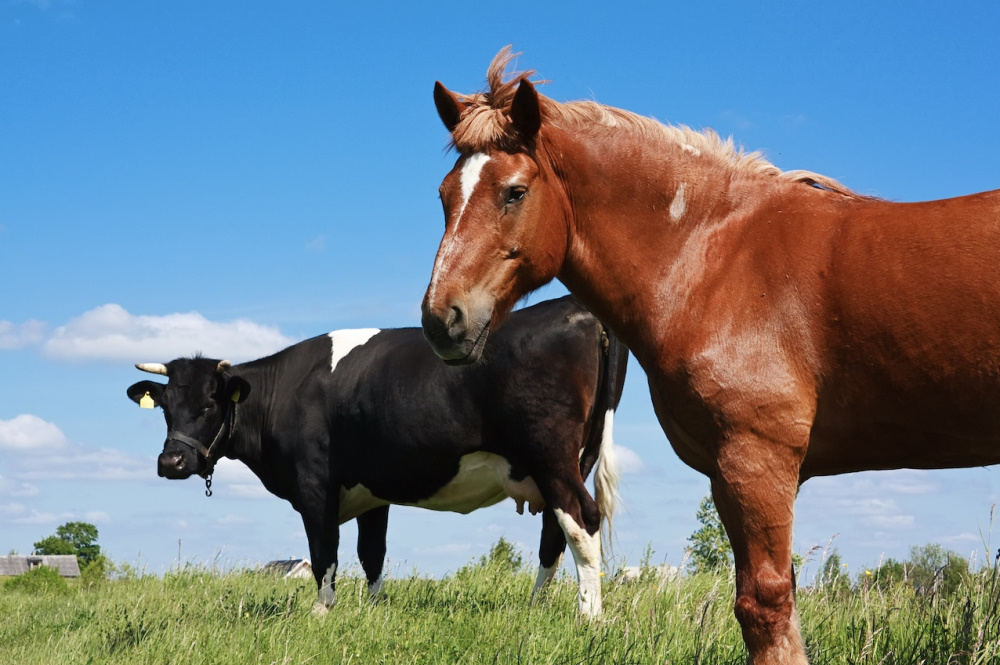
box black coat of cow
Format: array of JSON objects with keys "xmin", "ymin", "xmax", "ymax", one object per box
[{"xmin": 127, "ymin": 296, "xmax": 627, "ymax": 615}]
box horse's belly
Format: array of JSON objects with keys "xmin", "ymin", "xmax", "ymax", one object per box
[{"xmin": 805, "ymin": 399, "xmax": 1000, "ymax": 478}]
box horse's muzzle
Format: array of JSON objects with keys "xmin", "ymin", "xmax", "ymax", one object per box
[{"xmin": 421, "ymin": 301, "xmax": 490, "ymax": 365}]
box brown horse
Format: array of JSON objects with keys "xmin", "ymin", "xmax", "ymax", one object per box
[{"xmin": 420, "ymin": 48, "xmax": 1000, "ymax": 664}]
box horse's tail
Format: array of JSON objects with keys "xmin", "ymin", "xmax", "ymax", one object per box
[{"xmin": 582, "ymin": 322, "xmax": 629, "ymax": 562}]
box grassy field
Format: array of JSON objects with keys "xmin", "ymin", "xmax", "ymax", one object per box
[{"xmin": 2, "ymin": 549, "xmax": 999, "ymax": 665}]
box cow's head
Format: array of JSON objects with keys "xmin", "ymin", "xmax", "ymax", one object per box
[{"xmin": 127, "ymin": 358, "xmax": 250, "ymax": 481}]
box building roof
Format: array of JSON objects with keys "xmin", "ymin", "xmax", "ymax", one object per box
[
  {"xmin": 261, "ymin": 558, "xmax": 312, "ymax": 579},
  {"xmin": 0, "ymin": 555, "xmax": 81, "ymax": 577}
]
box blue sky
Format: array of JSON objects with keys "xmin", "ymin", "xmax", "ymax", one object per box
[{"xmin": 2, "ymin": 1, "xmax": 999, "ymax": 582}]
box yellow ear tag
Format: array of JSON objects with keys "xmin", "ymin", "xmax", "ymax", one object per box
[
  {"xmin": 230, "ymin": 387, "xmax": 241, "ymax": 403},
  {"xmin": 139, "ymin": 392, "xmax": 155, "ymax": 409}
]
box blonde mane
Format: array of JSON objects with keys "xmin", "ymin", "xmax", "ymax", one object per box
[{"xmin": 450, "ymin": 47, "xmax": 855, "ymax": 196}]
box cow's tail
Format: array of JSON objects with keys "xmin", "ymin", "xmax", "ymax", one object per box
[{"xmin": 586, "ymin": 324, "xmax": 629, "ymax": 563}]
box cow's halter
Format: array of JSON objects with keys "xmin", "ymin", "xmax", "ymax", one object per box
[{"xmin": 165, "ymin": 397, "xmax": 237, "ymax": 497}]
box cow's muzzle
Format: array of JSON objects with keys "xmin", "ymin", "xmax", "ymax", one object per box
[{"xmin": 157, "ymin": 452, "xmax": 193, "ymax": 479}]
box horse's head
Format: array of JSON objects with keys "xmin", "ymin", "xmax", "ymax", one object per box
[{"xmin": 422, "ymin": 70, "xmax": 570, "ymax": 365}]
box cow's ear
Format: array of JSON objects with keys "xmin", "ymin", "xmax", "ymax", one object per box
[
  {"xmin": 226, "ymin": 376, "xmax": 251, "ymax": 404},
  {"xmin": 128, "ymin": 381, "xmax": 165, "ymax": 409}
]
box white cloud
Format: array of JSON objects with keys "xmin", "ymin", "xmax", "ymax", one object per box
[
  {"xmin": 863, "ymin": 514, "xmax": 915, "ymax": 529},
  {"xmin": 615, "ymin": 445, "xmax": 645, "ymax": 474},
  {"xmin": 0, "ymin": 414, "xmax": 68, "ymax": 452},
  {"xmin": 12, "ymin": 508, "xmax": 73, "ymax": 525},
  {"xmin": 216, "ymin": 514, "xmax": 253, "ymax": 526},
  {"xmin": 0, "ymin": 476, "xmax": 40, "ymax": 498},
  {"xmin": 83, "ymin": 511, "xmax": 111, "ymax": 523},
  {"xmin": 940, "ymin": 532, "xmax": 981, "ymax": 545},
  {"xmin": 881, "ymin": 470, "xmax": 939, "ymax": 495},
  {"xmin": 0, "ymin": 320, "xmax": 46, "ymax": 350},
  {"xmin": 0, "ymin": 502, "xmax": 26, "ymax": 517},
  {"xmin": 413, "ymin": 542, "xmax": 473, "ymax": 556},
  {"xmin": 43, "ymin": 304, "xmax": 297, "ymax": 363},
  {"xmin": 213, "ymin": 459, "xmax": 271, "ymax": 499},
  {"xmin": 13, "ymin": 445, "xmax": 152, "ymax": 481},
  {"xmin": 228, "ymin": 484, "xmax": 273, "ymax": 499}
]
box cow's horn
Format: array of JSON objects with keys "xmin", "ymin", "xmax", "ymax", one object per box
[
  {"xmin": 217, "ymin": 360, "xmax": 232, "ymax": 373},
  {"xmin": 135, "ymin": 362, "xmax": 168, "ymax": 376}
]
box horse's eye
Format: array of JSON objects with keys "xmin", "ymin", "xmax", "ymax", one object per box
[{"xmin": 505, "ymin": 186, "xmax": 527, "ymax": 205}]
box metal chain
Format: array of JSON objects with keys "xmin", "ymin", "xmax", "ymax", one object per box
[{"xmin": 204, "ymin": 473, "xmax": 213, "ymax": 498}]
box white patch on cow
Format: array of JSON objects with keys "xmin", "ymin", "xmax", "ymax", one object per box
[
  {"xmin": 411, "ymin": 452, "xmax": 544, "ymax": 515},
  {"xmin": 554, "ymin": 508, "xmax": 603, "ymax": 618},
  {"xmin": 315, "ymin": 562, "xmax": 337, "ymax": 610},
  {"xmin": 681, "ymin": 143, "xmax": 701, "ymax": 157},
  {"xmin": 427, "ymin": 152, "xmax": 491, "ymax": 304},
  {"xmin": 339, "ymin": 483, "xmax": 389, "ymax": 523},
  {"xmin": 669, "ymin": 183, "xmax": 687, "ymax": 222},
  {"xmin": 328, "ymin": 328, "xmax": 380, "ymax": 373},
  {"xmin": 531, "ymin": 551, "xmax": 564, "ymax": 600}
]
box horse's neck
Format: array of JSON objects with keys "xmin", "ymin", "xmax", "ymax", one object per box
[{"xmin": 554, "ymin": 130, "xmax": 776, "ymax": 360}]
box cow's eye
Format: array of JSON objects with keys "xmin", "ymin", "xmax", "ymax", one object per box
[{"xmin": 505, "ymin": 186, "xmax": 527, "ymax": 205}]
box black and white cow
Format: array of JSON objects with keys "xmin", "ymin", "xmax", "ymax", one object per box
[{"xmin": 127, "ymin": 296, "xmax": 627, "ymax": 616}]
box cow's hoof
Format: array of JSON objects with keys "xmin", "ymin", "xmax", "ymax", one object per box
[{"xmin": 311, "ymin": 602, "xmax": 330, "ymax": 617}]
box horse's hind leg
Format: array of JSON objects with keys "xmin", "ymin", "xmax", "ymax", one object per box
[
  {"xmin": 712, "ymin": 430, "xmax": 808, "ymax": 665},
  {"xmin": 532, "ymin": 508, "xmax": 566, "ymax": 601}
]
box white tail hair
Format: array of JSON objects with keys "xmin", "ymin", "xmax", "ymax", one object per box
[{"xmin": 593, "ymin": 408, "xmax": 622, "ymax": 561}]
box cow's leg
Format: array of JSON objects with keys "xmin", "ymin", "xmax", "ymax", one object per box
[
  {"xmin": 712, "ymin": 429, "xmax": 808, "ymax": 665},
  {"xmin": 540, "ymin": 476, "xmax": 603, "ymax": 618},
  {"xmin": 302, "ymin": 501, "xmax": 340, "ymax": 616},
  {"xmin": 531, "ymin": 507, "xmax": 566, "ymax": 601},
  {"xmin": 356, "ymin": 506, "xmax": 389, "ymax": 600}
]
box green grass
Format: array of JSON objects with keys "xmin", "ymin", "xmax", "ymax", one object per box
[{"xmin": 1, "ymin": 554, "xmax": 998, "ymax": 665}]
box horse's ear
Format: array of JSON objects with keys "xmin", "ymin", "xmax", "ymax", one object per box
[
  {"xmin": 434, "ymin": 81, "xmax": 464, "ymax": 133},
  {"xmin": 510, "ymin": 78, "xmax": 541, "ymax": 140}
]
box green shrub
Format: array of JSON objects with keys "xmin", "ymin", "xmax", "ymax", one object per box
[
  {"xmin": 80, "ymin": 554, "xmax": 111, "ymax": 588},
  {"xmin": 4, "ymin": 565, "xmax": 71, "ymax": 595}
]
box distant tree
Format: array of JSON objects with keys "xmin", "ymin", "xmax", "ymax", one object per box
[
  {"xmin": 820, "ymin": 548, "xmax": 851, "ymax": 592},
  {"xmin": 869, "ymin": 557, "xmax": 908, "ymax": 591},
  {"xmin": 32, "ymin": 535, "xmax": 76, "ymax": 556},
  {"xmin": 686, "ymin": 494, "xmax": 733, "ymax": 574},
  {"xmin": 908, "ymin": 543, "xmax": 967, "ymax": 596},
  {"xmin": 478, "ymin": 536, "xmax": 523, "ymax": 573},
  {"xmin": 33, "ymin": 521, "xmax": 101, "ymax": 567}
]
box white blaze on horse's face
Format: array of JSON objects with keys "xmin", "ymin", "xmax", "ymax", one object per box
[
  {"xmin": 431, "ymin": 150, "xmax": 552, "ymax": 306},
  {"xmin": 423, "ymin": 146, "xmax": 561, "ymax": 365},
  {"xmin": 427, "ymin": 152, "xmax": 491, "ymax": 305},
  {"xmin": 458, "ymin": 152, "xmax": 491, "ymax": 220}
]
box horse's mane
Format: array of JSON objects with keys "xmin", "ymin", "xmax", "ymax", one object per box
[{"xmin": 450, "ymin": 46, "xmax": 856, "ymax": 196}]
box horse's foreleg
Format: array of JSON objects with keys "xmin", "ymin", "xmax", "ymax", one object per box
[{"xmin": 713, "ymin": 431, "xmax": 808, "ymax": 665}]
